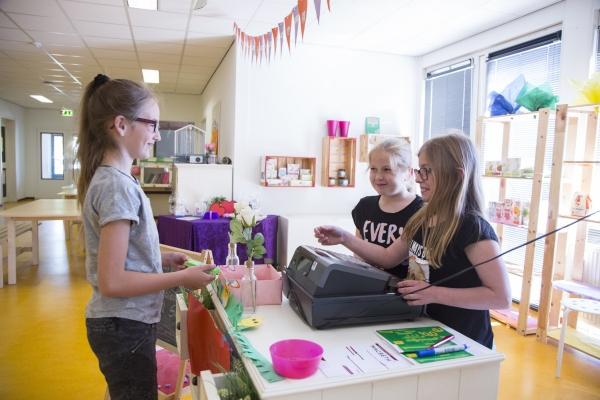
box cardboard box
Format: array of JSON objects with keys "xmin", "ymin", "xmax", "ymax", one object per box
[{"xmin": 218, "ymin": 264, "xmax": 282, "ymax": 305}]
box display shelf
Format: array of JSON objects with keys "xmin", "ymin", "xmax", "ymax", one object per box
[
  {"xmin": 140, "ymin": 160, "xmax": 173, "ymax": 192},
  {"xmin": 358, "ymin": 134, "xmax": 410, "ymax": 162},
  {"xmin": 475, "ymin": 108, "xmax": 552, "ymax": 336},
  {"xmin": 321, "ymin": 137, "xmax": 356, "ymax": 187},
  {"xmin": 260, "ymin": 155, "xmax": 316, "ymax": 187},
  {"xmin": 491, "ymin": 220, "xmax": 528, "ymax": 230},
  {"xmin": 538, "ymin": 103, "xmax": 600, "ymax": 342}
]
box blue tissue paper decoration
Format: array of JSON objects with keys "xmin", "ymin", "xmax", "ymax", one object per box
[{"xmin": 488, "ymin": 74, "xmax": 526, "ymax": 116}]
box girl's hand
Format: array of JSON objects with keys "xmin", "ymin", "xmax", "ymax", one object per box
[
  {"xmin": 397, "ymin": 279, "xmax": 438, "ymax": 306},
  {"xmin": 314, "ymin": 225, "xmax": 347, "ymax": 245},
  {"xmin": 163, "ymin": 252, "xmax": 188, "ymax": 271},
  {"xmin": 181, "ymin": 264, "xmax": 216, "ymax": 289}
]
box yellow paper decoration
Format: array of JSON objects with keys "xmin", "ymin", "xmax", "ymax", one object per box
[{"xmin": 571, "ymin": 72, "xmax": 600, "ymax": 105}]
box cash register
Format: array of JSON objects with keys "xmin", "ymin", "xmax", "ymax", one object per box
[{"xmin": 283, "ymin": 245, "xmax": 423, "ymax": 329}]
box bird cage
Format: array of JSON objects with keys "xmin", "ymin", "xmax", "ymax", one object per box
[{"xmin": 174, "ymin": 124, "xmax": 206, "ymax": 156}]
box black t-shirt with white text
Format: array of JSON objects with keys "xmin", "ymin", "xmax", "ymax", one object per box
[
  {"xmin": 351, "ymin": 195, "xmax": 423, "ymax": 278},
  {"xmin": 408, "ymin": 213, "xmax": 498, "ymax": 348}
]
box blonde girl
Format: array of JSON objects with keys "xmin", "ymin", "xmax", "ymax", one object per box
[
  {"xmin": 315, "ymin": 133, "xmax": 510, "ymax": 348},
  {"xmin": 351, "ymin": 138, "xmax": 423, "ymax": 278},
  {"xmin": 78, "ymin": 74, "xmax": 215, "ymax": 399}
]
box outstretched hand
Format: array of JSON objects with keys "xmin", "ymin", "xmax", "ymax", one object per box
[
  {"xmin": 397, "ymin": 279, "xmax": 438, "ymax": 306},
  {"xmin": 181, "ymin": 264, "xmax": 216, "ymax": 290},
  {"xmin": 314, "ymin": 225, "xmax": 347, "ymax": 246},
  {"xmin": 163, "ymin": 252, "xmax": 188, "ymax": 271}
]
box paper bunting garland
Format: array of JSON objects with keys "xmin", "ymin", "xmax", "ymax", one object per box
[{"xmin": 235, "ymin": 0, "xmax": 333, "ymax": 63}]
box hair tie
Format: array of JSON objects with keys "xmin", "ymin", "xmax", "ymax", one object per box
[{"xmin": 92, "ymin": 74, "xmax": 110, "ymax": 89}]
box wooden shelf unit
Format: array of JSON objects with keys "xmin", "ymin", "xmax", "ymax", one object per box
[
  {"xmin": 260, "ymin": 155, "xmax": 316, "ymax": 187},
  {"xmin": 537, "ymin": 103, "xmax": 600, "ymax": 343},
  {"xmin": 358, "ymin": 134, "xmax": 411, "ymax": 162},
  {"xmin": 475, "ymin": 109, "xmax": 552, "ymax": 336},
  {"xmin": 321, "ymin": 137, "xmax": 356, "ymax": 187},
  {"xmin": 140, "ymin": 160, "xmax": 173, "ymax": 191}
]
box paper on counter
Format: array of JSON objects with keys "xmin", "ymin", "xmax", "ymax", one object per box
[{"xmin": 319, "ymin": 342, "xmax": 410, "ymax": 378}]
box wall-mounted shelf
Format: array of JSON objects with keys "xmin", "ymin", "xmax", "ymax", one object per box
[
  {"xmin": 358, "ymin": 134, "xmax": 411, "ymax": 162},
  {"xmin": 139, "ymin": 160, "xmax": 173, "ymax": 192},
  {"xmin": 322, "ymin": 137, "xmax": 356, "ymax": 187},
  {"xmin": 260, "ymin": 155, "xmax": 316, "ymax": 187}
]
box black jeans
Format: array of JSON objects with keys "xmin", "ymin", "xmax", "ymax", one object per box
[{"xmin": 86, "ymin": 317, "xmax": 157, "ymax": 400}]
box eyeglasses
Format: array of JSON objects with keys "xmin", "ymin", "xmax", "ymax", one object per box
[
  {"xmin": 134, "ymin": 117, "xmax": 159, "ymax": 133},
  {"xmin": 413, "ymin": 167, "xmax": 432, "ymax": 181}
]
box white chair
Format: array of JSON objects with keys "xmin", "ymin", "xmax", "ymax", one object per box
[{"xmin": 555, "ymin": 298, "xmax": 600, "ymax": 377}]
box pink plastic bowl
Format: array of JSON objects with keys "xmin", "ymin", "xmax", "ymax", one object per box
[{"xmin": 269, "ymin": 339, "xmax": 323, "ymax": 379}]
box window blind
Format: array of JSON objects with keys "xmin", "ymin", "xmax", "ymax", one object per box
[
  {"xmin": 596, "ymin": 26, "xmax": 600, "ymax": 72},
  {"xmin": 423, "ymin": 60, "xmax": 472, "ymax": 140}
]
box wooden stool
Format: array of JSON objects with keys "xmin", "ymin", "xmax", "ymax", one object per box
[{"xmin": 556, "ymin": 298, "xmax": 600, "ymax": 377}]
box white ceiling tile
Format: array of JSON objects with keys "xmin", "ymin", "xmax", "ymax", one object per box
[
  {"xmin": 128, "ymin": 9, "xmax": 189, "ymax": 30},
  {"xmin": 90, "ymin": 48, "xmax": 137, "ymax": 60},
  {"xmin": 68, "ymin": 0, "xmax": 124, "ymax": 5},
  {"xmin": 159, "ymin": 0, "xmax": 193, "ymax": 14},
  {"xmin": 0, "ymin": 27, "xmax": 31, "ymax": 42},
  {"xmin": 179, "ymin": 65, "xmax": 212, "ymax": 76},
  {"xmin": 2, "ymin": 50, "xmax": 48, "ymax": 61},
  {"xmin": 132, "ymin": 26, "xmax": 186, "ymax": 41},
  {"xmin": 183, "ymin": 44, "xmax": 226, "ymax": 58},
  {"xmin": 9, "ymin": 13, "xmax": 76, "ymax": 33},
  {"xmin": 193, "ymin": 0, "xmax": 262, "ymax": 21},
  {"xmin": 181, "ymin": 54, "xmax": 221, "ymax": 68},
  {"xmin": 97, "ymin": 58, "xmax": 139, "ymax": 69},
  {"xmin": 30, "ymin": 31, "xmax": 83, "ymax": 47},
  {"xmin": 135, "ymin": 40, "xmax": 183, "ymax": 55},
  {"xmin": 0, "ymin": 40, "xmax": 39, "ymax": 52},
  {"xmin": 138, "ymin": 52, "xmax": 180, "ymax": 65},
  {"xmin": 0, "ymin": 12, "xmax": 17, "ymax": 28},
  {"xmin": 60, "ymin": 0, "xmax": 128, "ymax": 24},
  {"xmin": 0, "ymin": 0, "xmax": 65, "ymax": 17},
  {"xmin": 74, "ymin": 20, "xmax": 132, "ymax": 39},
  {"xmin": 188, "ymin": 16, "xmax": 236, "ymax": 35},
  {"xmin": 139, "ymin": 62, "xmax": 180, "ymax": 72},
  {"xmin": 185, "ymin": 32, "xmax": 233, "ymax": 48},
  {"xmin": 85, "ymin": 36, "xmax": 135, "ymax": 51}
]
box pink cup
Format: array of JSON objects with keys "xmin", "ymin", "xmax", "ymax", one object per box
[
  {"xmin": 338, "ymin": 120, "xmax": 350, "ymax": 137},
  {"xmin": 326, "ymin": 120, "xmax": 338, "ymax": 137},
  {"xmin": 270, "ymin": 339, "xmax": 323, "ymax": 379}
]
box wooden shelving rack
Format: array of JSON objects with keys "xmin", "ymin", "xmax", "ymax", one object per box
[
  {"xmin": 475, "ymin": 109, "xmax": 552, "ymax": 335},
  {"xmin": 321, "ymin": 137, "xmax": 356, "ymax": 187}
]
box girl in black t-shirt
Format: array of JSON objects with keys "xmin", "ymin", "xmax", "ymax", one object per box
[
  {"xmin": 315, "ymin": 133, "xmax": 511, "ymax": 348},
  {"xmin": 351, "ymin": 138, "xmax": 423, "ymax": 279}
]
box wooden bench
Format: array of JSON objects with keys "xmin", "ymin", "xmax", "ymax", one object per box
[{"xmin": 0, "ymin": 222, "xmax": 34, "ymax": 288}]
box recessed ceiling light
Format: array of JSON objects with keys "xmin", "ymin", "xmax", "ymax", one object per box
[
  {"xmin": 30, "ymin": 95, "xmax": 53, "ymax": 103},
  {"xmin": 142, "ymin": 69, "xmax": 159, "ymax": 84},
  {"xmin": 127, "ymin": 0, "xmax": 157, "ymax": 10}
]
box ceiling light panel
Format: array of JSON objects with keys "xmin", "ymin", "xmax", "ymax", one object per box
[
  {"xmin": 30, "ymin": 94, "xmax": 53, "ymax": 103},
  {"xmin": 142, "ymin": 68, "xmax": 159, "ymax": 83},
  {"xmin": 127, "ymin": 0, "xmax": 158, "ymax": 11}
]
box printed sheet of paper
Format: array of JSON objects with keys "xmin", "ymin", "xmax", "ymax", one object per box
[{"xmin": 319, "ymin": 342, "xmax": 410, "ymax": 378}]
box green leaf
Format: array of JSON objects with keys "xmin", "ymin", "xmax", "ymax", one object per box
[
  {"xmin": 242, "ymin": 227, "xmax": 252, "ymax": 241},
  {"xmin": 254, "ymin": 233, "xmax": 265, "ymax": 245}
]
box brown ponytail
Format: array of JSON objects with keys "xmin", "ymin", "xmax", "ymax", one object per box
[{"xmin": 76, "ymin": 74, "xmax": 155, "ymax": 208}]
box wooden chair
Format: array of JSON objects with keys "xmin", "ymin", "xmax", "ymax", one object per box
[{"xmin": 104, "ymin": 245, "xmax": 214, "ymax": 400}]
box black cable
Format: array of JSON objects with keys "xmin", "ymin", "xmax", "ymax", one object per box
[{"xmin": 405, "ymin": 209, "xmax": 600, "ymax": 296}]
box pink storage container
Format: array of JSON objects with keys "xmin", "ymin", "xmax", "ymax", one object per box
[
  {"xmin": 270, "ymin": 339, "xmax": 323, "ymax": 379},
  {"xmin": 218, "ymin": 264, "xmax": 282, "ymax": 305}
]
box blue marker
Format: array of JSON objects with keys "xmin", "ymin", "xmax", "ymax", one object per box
[{"xmin": 416, "ymin": 343, "xmax": 468, "ymax": 358}]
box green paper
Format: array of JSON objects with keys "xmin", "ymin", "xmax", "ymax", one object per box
[
  {"xmin": 225, "ymin": 294, "xmax": 243, "ymax": 328},
  {"xmin": 376, "ymin": 326, "xmax": 453, "ymax": 353},
  {"xmin": 231, "ymin": 331, "xmax": 283, "ymax": 383}
]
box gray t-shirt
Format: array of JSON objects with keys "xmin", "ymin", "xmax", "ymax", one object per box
[{"xmin": 83, "ymin": 165, "xmax": 163, "ymax": 323}]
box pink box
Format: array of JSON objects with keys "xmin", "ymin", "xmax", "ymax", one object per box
[{"xmin": 218, "ymin": 264, "xmax": 282, "ymax": 305}]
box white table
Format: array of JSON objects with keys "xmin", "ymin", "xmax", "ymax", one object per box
[
  {"xmin": 0, "ymin": 199, "xmax": 81, "ymax": 285},
  {"xmin": 209, "ymin": 291, "xmax": 504, "ymax": 400}
]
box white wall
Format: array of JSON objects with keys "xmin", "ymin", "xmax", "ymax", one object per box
[
  {"xmin": 233, "ymin": 44, "xmax": 420, "ymax": 215},
  {"xmin": 199, "ymin": 44, "xmax": 237, "ymax": 162},
  {"xmin": 156, "ymin": 92, "xmax": 203, "ymax": 125},
  {"xmin": 24, "ymin": 108, "xmax": 78, "ymax": 199}
]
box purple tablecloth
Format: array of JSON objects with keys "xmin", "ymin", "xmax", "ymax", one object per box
[{"xmin": 157, "ymin": 214, "xmax": 278, "ymax": 265}]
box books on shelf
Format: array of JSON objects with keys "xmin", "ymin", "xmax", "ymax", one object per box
[{"xmin": 376, "ymin": 326, "xmax": 472, "ymax": 364}]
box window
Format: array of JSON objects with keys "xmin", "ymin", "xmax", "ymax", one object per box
[
  {"xmin": 423, "ymin": 59, "xmax": 472, "ymax": 140},
  {"xmin": 595, "ymin": 26, "xmax": 600, "ymax": 72},
  {"xmin": 484, "ymin": 32, "xmax": 562, "ymax": 306},
  {"xmin": 486, "ymin": 31, "xmax": 561, "ymax": 111},
  {"xmin": 41, "ymin": 132, "xmax": 64, "ymax": 180}
]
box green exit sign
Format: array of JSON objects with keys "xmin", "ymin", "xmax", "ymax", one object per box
[{"xmin": 61, "ymin": 108, "xmax": 74, "ymax": 117}]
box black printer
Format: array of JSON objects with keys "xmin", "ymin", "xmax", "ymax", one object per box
[{"xmin": 283, "ymin": 245, "xmax": 423, "ymax": 329}]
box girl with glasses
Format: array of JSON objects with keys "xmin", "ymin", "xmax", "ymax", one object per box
[
  {"xmin": 77, "ymin": 74, "xmax": 216, "ymax": 399},
  {"xmin": 315, "ymin": 133, "xmax": 510, "ymax": 348},
  {"xmin": 351, "ymin": 138, "xmax": 423, "ymax": 279}
]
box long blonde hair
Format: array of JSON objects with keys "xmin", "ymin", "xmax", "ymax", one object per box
[
  {"xmin": 368, "ymin": 138, "xmax": 414, "ymax": 192},
  {"xmin": 402, "ymin": 133, "xmax": 484, "ymax": 267},
  {"xmin": 76, "ymin": 75, "xmax": 155, "ymax": 208}
]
